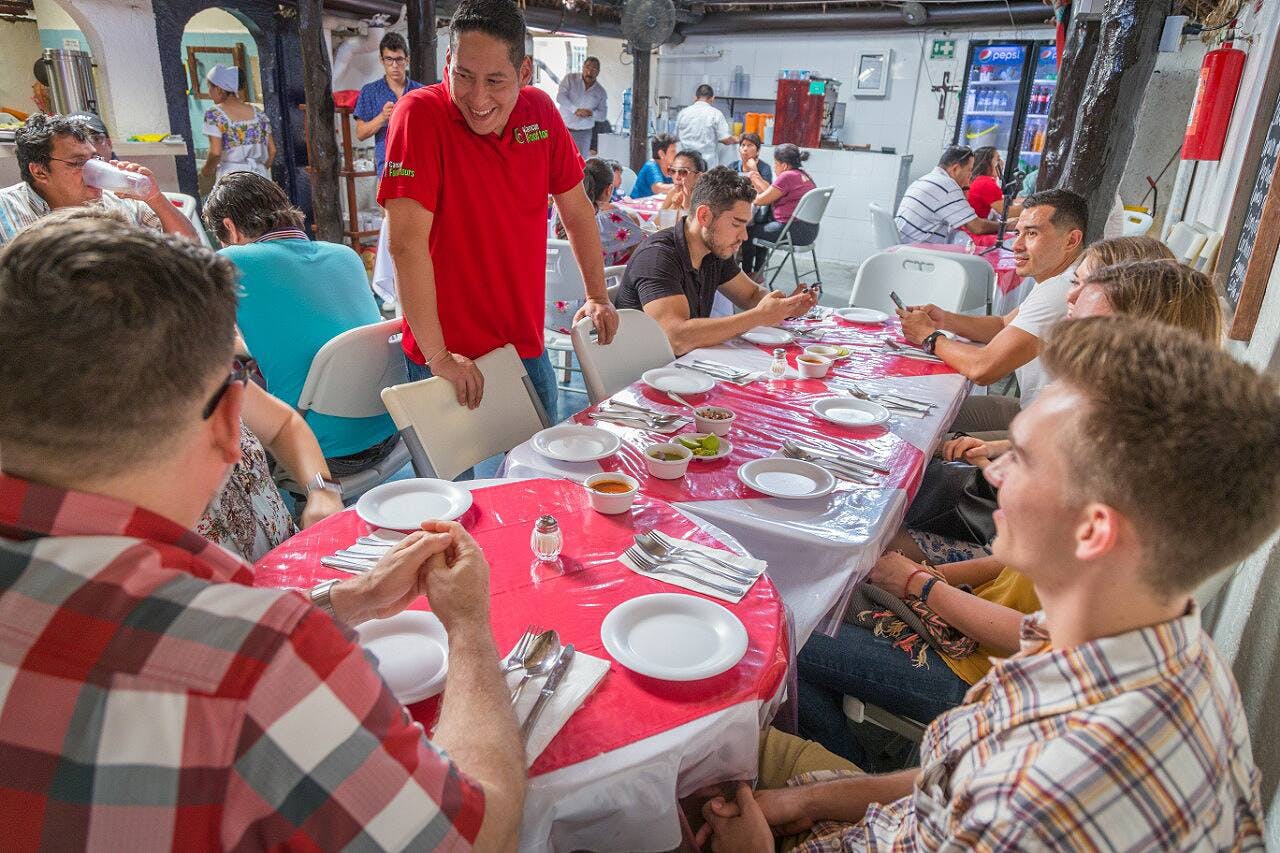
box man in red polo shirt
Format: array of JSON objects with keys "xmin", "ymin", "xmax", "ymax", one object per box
[{"xmin": 379, "ymin": 0, "xmax": 617, "ymax": 417}]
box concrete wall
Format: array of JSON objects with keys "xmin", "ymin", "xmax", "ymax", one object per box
[
  {"xmin": 585, "ymin": 35, "xmax": 631, "ymax": 131},
  {"xmin": 0, "ymin": 19, "xmax": 43, "ymax": 116}
]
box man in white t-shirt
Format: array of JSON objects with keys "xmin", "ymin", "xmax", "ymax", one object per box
[
  {"xmin": 675, "ymin": 84, "xmax": 736, "ymax": 169},
  {"xmin": 898, "ymin": 188, "xmax": 1087, "ymax": 434}
]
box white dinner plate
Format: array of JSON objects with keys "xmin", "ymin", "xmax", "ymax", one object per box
[
  {"xmin": 601, "ymin": 593, "xmax": 748, "ymax": 681},
  {"xmin": 741, "ymin": 326, "xmax": 795, "ymax": 346},
  {"xmin": 356, "ymin": 478, "xmax": 474, "ymax": 530},
  {"xmin": 835, "ymin": 307, "xmax": 890, "ymax": 324},
  {"xmin": 811, "ymin": 397, "xmax": 891, "ymax": 428},
  {"xmin": 532, "ymin": 424, "xmax": 622, "ymax": 463},
  {"xmin": 680, "ymin": 434, "xmax": 733, "ymax": 461},
  {"xmin": 641, "ymin": 367, "xmax": 715, "ymax": 395},
  {"xmin": 355, "ymin": 611, "xmax": 449, "ymax": 703},
  {"xmin": 737, "ymin": 457, "xmax": 837, "ymax": 499}
]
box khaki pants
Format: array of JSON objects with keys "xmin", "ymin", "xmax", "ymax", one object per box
[
  {"xmin": 949, "ymin": 394, "xmax": 1020, "ymax": 441},
  {"xmin": 759, "ymin": 728, "xmax": 862, "ymax": 852}
]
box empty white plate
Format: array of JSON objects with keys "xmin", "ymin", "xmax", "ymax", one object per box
[
  {"xmin": 601, "ymin": 593, "xmax": 748, "ymax": 681},
  {"xmin": 532, "ymin": 424, "xmax": 622, "ymax": 463},
  {"xmin": 356, "ymin": 478, "xmax": 474, "ymax": 530},
  {"xmin": 641, "ymin": 367, "xmax": 715, "ymax": 395},
  {"xmin": 836, "ymin": 307, "xmax": 890, "ymax": 324},
  {"xmin": 356, "ymin": 611, "xmax": 449, "ymax": 703},
  {"xmin": 741, "ymin": 326, "xmax": 795, "ymax": 346},
  {"xmin": 811, "ymin": 397, "xmax": 890, "ymax": 428},
  {"xmin": 737, "ymin": 457, "xmax": 837, "ymax": 499}
]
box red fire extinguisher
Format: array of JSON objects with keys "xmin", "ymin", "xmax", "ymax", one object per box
[{"xmin": 1182, "ymin": 38, "xmax": 1247, "ymax": 161}]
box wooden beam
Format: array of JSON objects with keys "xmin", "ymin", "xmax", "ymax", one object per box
[
  {"xmin": 629, "ymin": 47, "xmax": 651, "ymax": 172},
  {"xmin": 1054, "ymin": 0, "xmax": 1167, "ymax": 242},
  {"xmin": 1228, "ymin": 172, "xmax": 1280, "ymax": 341},
  {"xmin": 406, "ymin": 0, "xmax": 438, "ymax": 84},
  {"xmin": 1038, "ymin": 16, "xmax": 1098, "ymax": 190},
  {"xmin": 298, "ymin": 0, "xmax": 343, "ymax": 242}
]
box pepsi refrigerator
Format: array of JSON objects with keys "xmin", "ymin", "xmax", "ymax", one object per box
[{"xmin": 953, "ymin": 40, "xmax": 1058, "ymax": 185}]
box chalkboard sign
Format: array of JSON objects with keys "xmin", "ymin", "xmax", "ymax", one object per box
[{"xmin": 1226, "ymin": 88, "xmax": 1280, "ymax": 310}]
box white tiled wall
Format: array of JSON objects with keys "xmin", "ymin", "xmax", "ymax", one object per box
[{"xmin": 757, "ymin": 145, "xmax": 912, "ymax": 266}]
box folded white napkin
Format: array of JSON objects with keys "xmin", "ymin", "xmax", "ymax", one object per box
[
  {"xmin": 507, "ymin": 650, "xmax": 609, "ymax": 765},
  {"xmin": 618, "ymin": 536, "xmax": 767, "ymax": 604}
]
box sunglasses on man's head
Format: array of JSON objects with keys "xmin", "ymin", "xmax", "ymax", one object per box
[{"xmin": 202, "ymin": 357, "xmax": 256, "ymax": 419}]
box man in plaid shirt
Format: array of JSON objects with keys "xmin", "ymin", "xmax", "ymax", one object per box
[
  {"xmin": 0, "ymin": 210, "xmax": 525, "ymax": 849},
  {"xmin": 698, "ymin": 317, "xmax": 1277, "ymax": 850}
]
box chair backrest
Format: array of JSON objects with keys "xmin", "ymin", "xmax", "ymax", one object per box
[
  {"xmin": 850, "ymin": 251, "xmax": 971, "ymax": 314},
  {"xmin": 620, "ymin": 166, "xmax": 638, "ymax": 193},
  {"xmin": 546, "ymin": 238, "xmax": 586, "ymax": 304},
  {"xmin": 1166, "ymin": 221, "xmax": 1209, "ymax": 265},
  {"xmin": 890, "ymin": 246, "xmax": 994, "ymax": 314},
  {"xmin": 296, "ymin": 317, "xmax": 408, "ymax": 418},
  {"xmin": 1195, "ymin": 226, "xmax": 1223, "ymax": 272},
  {"xmin": 1121, "ymin": 210, "xmax": 1153, "ymax": 237},
  {"xmin": 868, "ymin": 202, "xmax": 902, "ymax": 250},
  {"xmin": 790, "ymin": 186, "xmax": 835, "ymax": 226},
  {"xmin": 571, "ymin": 308, "xmax": 674, "ymax": 403},
  {"xmin": 162, "ymin": 191, "xmax": 213, "ymax": 248},
  {"xmin": 380, "ymin": 344, "xmax": 548, "ymax": 481}
]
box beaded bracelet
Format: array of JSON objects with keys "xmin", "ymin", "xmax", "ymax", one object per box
[
  {"xmin": 920, "ymin": 577, "xmax": 941, "ymax": 604},
  {"xmin": 903, "ymin": 567, "xmax": 931, "ymax": 599}
]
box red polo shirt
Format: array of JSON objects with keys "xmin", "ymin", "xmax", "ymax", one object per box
[{"xmin": 378, "ymin": 79, "xmax": 584, "ymax": 362}]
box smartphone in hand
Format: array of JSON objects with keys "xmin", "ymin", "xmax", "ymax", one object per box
[{"xmin": 889, "ymin": 290, "xmax": 907, "ymax": 311}]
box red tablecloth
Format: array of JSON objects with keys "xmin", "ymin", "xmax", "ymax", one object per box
[
  {"xmin": 574, "ymin": 317, "xmax": 950, "ymax": 506},
  {"xmin": 904, "ymin": 241, "xmax": 1024, "ymax": 295},
  {"xmin": 615, "ymin": 196, "xmax": 665, "ymax": 223},
  {"xmin": 253, "ymin": 479, "xmax": 789, "ymax": 778}
]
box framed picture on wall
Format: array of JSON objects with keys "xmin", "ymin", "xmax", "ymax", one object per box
[
  {"xmin": 853, "ymin": 50, "xmax": 891, "ymax": 98},
  {"xmin": 187, "ymin": 44, "xmax": 248, "ymax": 101}
]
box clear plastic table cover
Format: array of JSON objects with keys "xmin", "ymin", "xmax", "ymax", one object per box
[
  {"xmin": 252, "ymin": 478, "xmax": 789, "ymax": 779},
  {"xmin": 503, "ymin": 316, "xmax": 970, "ymax": 642}
]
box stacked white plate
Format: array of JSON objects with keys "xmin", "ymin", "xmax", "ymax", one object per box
[{"xmin": 356, "ymin": 479, "xmax": 474, "ymax": 530}]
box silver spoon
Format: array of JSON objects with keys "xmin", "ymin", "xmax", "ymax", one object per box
[
  {"xmin": 666, "ymin": 391, "xmax": 697, "ymax": 410},
  {"xmin": 510, "ymin": 630, "xmax": 561, "ymax": 705}
]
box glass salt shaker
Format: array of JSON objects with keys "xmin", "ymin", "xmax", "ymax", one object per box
[
  {"xmin": 531, "ymin": 515, "xmax": 563, "ymax": 562},
  {"xmin": 768, "ymin": 348, "xmax": 788, "ymax": 380}
]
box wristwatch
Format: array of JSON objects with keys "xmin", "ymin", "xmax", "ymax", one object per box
[
  {"xmin": 306, "ymin": 473, "xmax": 342, "ymax": 499},
  {"xmin": 308, "ymin": 578, "xmax": 340, "ymax": 619},
  {"xmin": 921, "ymin": 330, "xmax": 944, "ymax": 354}
]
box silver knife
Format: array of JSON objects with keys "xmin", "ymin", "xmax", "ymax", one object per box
[
  {"xmin": 521, "ymin": 644, "xmax": 575, "ymax": 737},
  {"xmin": 676, "ymin": 362, "xmax": 738, "ymax": 381}
]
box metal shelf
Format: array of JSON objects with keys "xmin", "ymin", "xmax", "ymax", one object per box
[{"xmin": 966, "ymin": 111, "xmax": 1016, "ymax": 116}]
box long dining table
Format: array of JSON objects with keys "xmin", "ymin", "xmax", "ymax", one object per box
[{"xmin": 504, "ymin": 312, "xmax": 971, "ymax": 645}]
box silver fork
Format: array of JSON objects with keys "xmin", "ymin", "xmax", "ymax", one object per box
[
  {"xmin": 780, "ymin": 443, "xmax": 877, "ymax": 484},
  {"xmin": 501, "ymin": 625, "xmax": 541, "ymax": 674},
  {"xmin": 607, "ymin": 400, "xmax": 684, "ymax": 425},
  {"xmin": 849, "ymin": 382, "xmax": 934, "ymax": 409},
  {"xmin": 623, "ymin": 546, "xmax": 746, "ymax": 596},
  {"xmin": 784, "ymin": 438, "xmax": 890, "ymax": 475},
  {"xmin": 636, "ymin": 530, "xmax": 758, "ymax": 582}
]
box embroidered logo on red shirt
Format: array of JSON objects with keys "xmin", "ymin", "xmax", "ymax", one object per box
[
  {"xmin": 513, "ymin": 123, "xmax": 550, "ymax": 144},
  {"xmin": 386, "ymin": 161, "xmax": 415, "ymax": 177}
]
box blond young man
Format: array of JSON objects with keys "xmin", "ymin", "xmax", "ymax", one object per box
[{"xmin": 699, "ymin": 317, "xmax": 1278, "ymax": 851}]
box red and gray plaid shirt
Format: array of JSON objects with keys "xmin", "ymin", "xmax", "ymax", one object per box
[
  {"xmin": 0, "ymin": 474, "xmax": 483, "ymax": 850},
  {"xmin": 797, "ymin": 607, "xmax": 1265, "ymax": 851}
]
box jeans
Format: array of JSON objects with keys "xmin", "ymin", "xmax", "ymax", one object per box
[
  {"xmin": 742, "ymin": 218, "xmax": 820, "ymax": 273},
  {"xmin": 797, "ymin": 623, "xmax": 970, "ymax": 768},
  {"xmin": 404, "ymin": 351, "xmax": 558, "ymax": 480}
]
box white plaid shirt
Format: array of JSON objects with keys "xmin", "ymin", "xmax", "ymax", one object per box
[
  {"xmin": 0, "ymin": 181, "xmax": 161, "ymax": 246},
  {"xmin": 798, "ymin": 606, "xmax": 1265, "ymax": 851}
]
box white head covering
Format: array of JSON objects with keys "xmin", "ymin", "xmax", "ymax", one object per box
[{"xmin": 206, "ymin": 64, "xmax": 239, "ymax": 94}]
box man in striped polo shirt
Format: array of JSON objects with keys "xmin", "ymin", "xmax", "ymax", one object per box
[{"xmin": 894, "ymin": 145, "xmax": 1006, "ymax": 244}]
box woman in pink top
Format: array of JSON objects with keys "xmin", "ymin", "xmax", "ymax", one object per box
[{"xmin": 742, "ymin": 143, "xmax": 818, "ymax": 278}]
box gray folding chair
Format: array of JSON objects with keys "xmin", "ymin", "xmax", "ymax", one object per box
[{"xmin": 754, "ymin": 186, "xmax": 835, "ymax": 291}]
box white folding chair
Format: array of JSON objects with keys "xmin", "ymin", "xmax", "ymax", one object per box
[
  {"xmin": 380, "ymin": 345, "xmax": 550, "ymax": 481},
  {"xmin": 1195, "ymin": 227, "xmax": 1223, "ymax": 272},
  {"xmin": 755, "ymin": 186, "xmax": 835, "ymax": 291},
  {"xmin": 162, "ymin": 191, "xmax": 212, "ymax": 248},
  {"xmin": 571, "ymin": 309, "xmax": 674, "ymax": 404},
  {"xmin": 850, "ymin": 251, "xmax": 972, "ymax": 315},
  {"xmin": 887, "ymin": 246, "xmax": 995, "ymax": 315},
  {"xmin": 283, "ymin": 317, "xmax": 411, "ymax": 500},
  {"xmin": 868, "ymin": 202, "xmax": 902, "ymax": 250},
  {"xmin": 620, "ymin": 166, "xmax": 638, "ymax": 194},
  {"xmin": 543, "ymin": 238, "xmax": 626, "ymax": 390},
  {"xmin": 1165, "ymin": 221, "xmax": 1209, "ymax": 265}
]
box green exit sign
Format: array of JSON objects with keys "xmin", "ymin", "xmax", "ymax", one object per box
[{"xmin": 931, "ymin": 39, "xmax": 956, "ymax": 60}]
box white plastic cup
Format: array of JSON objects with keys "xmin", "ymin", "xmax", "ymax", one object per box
[{"xmin": 82, "ymin": 159, "xmax": 152, "ymax": 196}]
